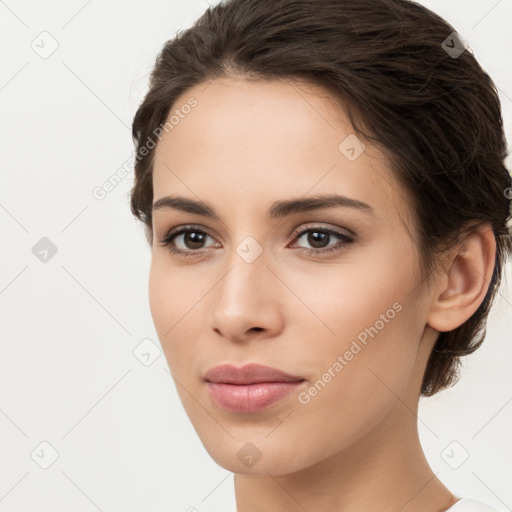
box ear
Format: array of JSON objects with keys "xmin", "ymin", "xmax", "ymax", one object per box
[{"xmin": 426, "ymin": 223, "xmax": 497, "ymax": 333}]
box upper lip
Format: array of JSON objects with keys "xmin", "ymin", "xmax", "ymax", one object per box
[{"xmin": 204, "ymin": 363, "xmax": 305, "ymax": 385}]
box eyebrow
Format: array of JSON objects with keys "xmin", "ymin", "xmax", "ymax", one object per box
[{"xmin": 152, "ymin": 194, "xmax": 374, "ymax": 220}]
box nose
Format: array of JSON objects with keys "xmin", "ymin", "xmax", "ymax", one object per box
[{"xmin": 210, "ymin": 247, "xmax": 285, "ymax": 343}]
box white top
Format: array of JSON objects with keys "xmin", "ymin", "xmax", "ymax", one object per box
[{"xmin": 445, "ymin": 498, "xmax": 505, "ymax": 512}]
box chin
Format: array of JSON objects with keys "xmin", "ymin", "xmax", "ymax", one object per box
[{"xmin": 196, "ymin": 431, "xmax": 318, "ymax": 476}]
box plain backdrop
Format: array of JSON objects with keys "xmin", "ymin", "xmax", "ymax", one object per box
[{"xmin": 1, "ymin": 1, "xmax": 511, "ymax": 511}]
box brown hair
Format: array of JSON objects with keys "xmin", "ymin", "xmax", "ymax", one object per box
[{"xmin": 130, "ymin": 0, "xmax": 512, "ymax": 396}]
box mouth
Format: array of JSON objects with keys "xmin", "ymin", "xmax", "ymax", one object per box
[
  {"xmin": 203, "ymin": 362, "xmax": 305, "ymax": 385},
  {"xmin": 203, "ymin": 363, "xmax": 306, "ymax": 413}
]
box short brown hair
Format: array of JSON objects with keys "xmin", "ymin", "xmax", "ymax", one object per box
[{"xmin": 130, "ymin": 0, "xmax": 512, "ymax": 396}]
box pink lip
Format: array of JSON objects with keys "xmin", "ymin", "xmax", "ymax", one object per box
[
  {"xmin": 204, "ymin": 363, "xmax": 305, "ymax": 413},
  {"xmin": 204, "ymin": 363, "xmax": 305, "ymax": 385}
]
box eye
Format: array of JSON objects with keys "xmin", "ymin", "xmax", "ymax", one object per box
[
  {"xmin": 289, "ymin": 224, "xmax": 355, "ymax": 256},
  {"xmin": 158, "ymin": 225, "xmax": 219, "ymax": 257},
  {"xmin": 158, "ymin": 223, "xmax": 355, "ymax": 258}
]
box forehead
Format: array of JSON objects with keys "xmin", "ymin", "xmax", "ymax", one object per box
[{"xmin": 152, "ymin": 76, "xmax": 408, "ymax": 223}]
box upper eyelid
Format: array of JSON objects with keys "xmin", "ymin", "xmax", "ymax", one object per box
[
  {"xmin": 292, "ymin": 223, "xmax": 355, "ymax": 238},
  {"xmin": 163, "ymin": 224, "xmax": 219, "ymax": 241}
]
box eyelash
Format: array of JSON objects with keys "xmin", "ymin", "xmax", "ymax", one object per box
[{"xmin": 158, "ymin": 223, "xmax": 355, "ymax": 258}]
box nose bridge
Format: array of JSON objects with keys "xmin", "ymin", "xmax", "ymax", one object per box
[
  {"xmin": 217, "ymin": 238, "xmax": 269, "ymax": 309},
  {"xmin": 210, "ymin": 235, "xmax": 281, "ymax": 338}
]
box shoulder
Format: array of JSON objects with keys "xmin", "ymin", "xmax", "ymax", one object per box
[{"xmin": 445, "ymin": 498, "xmax": 506, "ymax": 512}]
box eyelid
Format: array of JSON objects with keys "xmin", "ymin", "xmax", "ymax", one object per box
[
  {"xmin": 289, "ymin": 222, "xmax": 356, "ymax": 240},
  {"xmin": 160, "ymin": 223, "xmax": 218, "ymax": 242}
]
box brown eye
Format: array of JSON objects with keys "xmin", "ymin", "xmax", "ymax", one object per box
[
  {"xmin": 304, "ymin": 230, "xmax": 330, "ymax": 249},
  {"xmin": 159, "ymin": 225, "xmax": 219, "ymax": 257},
  {"xmin": 177, "ymin": 231, "xmax": 208, "ymax": 250},
  {"xmin": 291, "ymin": 225, "xmax": 355, "ymax": 255}
]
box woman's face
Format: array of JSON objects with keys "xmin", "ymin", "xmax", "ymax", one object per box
[{"xmin": 149, "ymin": 76, "xmax": 437, "ymax": 474}]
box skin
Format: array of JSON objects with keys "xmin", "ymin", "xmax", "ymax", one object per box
[{"xmin": 148, "ymin": 76, "xmax": 496, "ymax": 512}]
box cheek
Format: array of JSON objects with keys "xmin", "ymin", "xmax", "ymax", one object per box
[
  {"xmin": 148, "ymin": 260, "xmax": 171, "ymax": 338},
  {"xmin": 148, "ymin": 259, "xmax": 200, "ymax": 374},
  {"xmin": 283, "ymin": 259, "xmax": 408, "ymax": 351},
  {"xmin": 283, "ymin": 295, "xmax": 419, "ymax": 466},
  {"xmin": 148, "ymin": 255, "xmax": 203, "ymax": 331},
  {"xmin": 285, "ymin": 250, "xmax": 421, "ymax": 403}
]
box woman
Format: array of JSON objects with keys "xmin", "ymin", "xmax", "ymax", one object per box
[{"xmin": 129, "ymin": 0, "xmax": 511, "ymax": 510}]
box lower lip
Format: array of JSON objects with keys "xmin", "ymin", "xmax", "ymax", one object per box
[{"xmin": 206, "ymin": 381, "xmax": 304, "ymax": 413}]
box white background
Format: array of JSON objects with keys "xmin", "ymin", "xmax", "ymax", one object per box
[{"xmin": 0, "ymin": 0, "xmax": 511, "ymax": 511}]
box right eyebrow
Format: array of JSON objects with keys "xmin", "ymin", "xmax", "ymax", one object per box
[{"xmin": 152, "ymin": 196, "xmax": 220, "ymax": 219}]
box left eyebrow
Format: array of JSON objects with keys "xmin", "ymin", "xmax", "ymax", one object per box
[
  {"xmin": 267, "ymin": 194, "xmax": 374, "ymax": 219},
  {"xmin": 152, "ymin": 193, "xmax": 374, "ymax": 220}
]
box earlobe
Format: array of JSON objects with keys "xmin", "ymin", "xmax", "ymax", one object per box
[{"xmin": 426, "ymin": 224, "xmax": 496, "ymax": 333}]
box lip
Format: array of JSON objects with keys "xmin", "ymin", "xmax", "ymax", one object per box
[
  {"xmin": 204, "ymin": 363, "xmax": 306, "ymax": 413},
  {"xmin": 204, "ymin": 363, "xmax": 305, "ymax": 385}
]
